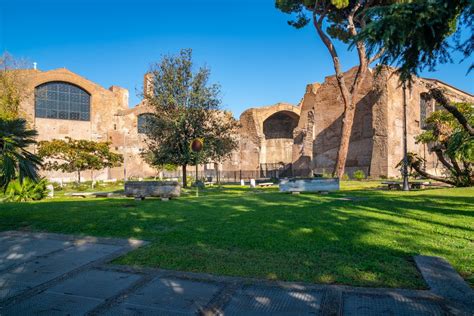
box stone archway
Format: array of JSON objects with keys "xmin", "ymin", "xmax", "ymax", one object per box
[
  {"xmin": 263, "ymin": 111, "xmax": 299, "ymax": 140},
  {"xmin": 260, "ymin": 110, "xmax": 299, "ymax": 177}
]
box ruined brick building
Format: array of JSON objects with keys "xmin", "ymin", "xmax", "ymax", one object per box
[
  {"xmin": 223, "ymin": 67, "xmax": 473, "ymax": 179},
  {"xmin": 16, "ymin": 66, "xmax": 473, "ymax": 181}
]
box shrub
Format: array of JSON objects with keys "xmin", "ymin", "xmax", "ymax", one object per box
[
  {"xmin": 72, "ymin": 183, "xmax": 89, "ymax": 192},
  {"xmin": 353, "ymin": 170, "xmax": 366, "ymax": 181},
  {"xmin": 341, "ymin": 173, "xmax": 350, "ymax": 181},
  {"xmin": 321, "ymin": 169, "xmax": 332, "ymax": 178},
  {"xmin": 5, "ymin": 178, "xmax": 48, "ymax": 202},
  {"xmin": 51, "ymin": 182, "xmax": 63, "ymax": 191}
]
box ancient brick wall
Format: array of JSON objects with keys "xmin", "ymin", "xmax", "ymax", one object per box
[
  {"xmin": 299, "ymin": 67, "xmax": 381, "ymax": 177},
  {"xmin": 14, "ymin": 66, "xmax": 472, "ymax": 182}
]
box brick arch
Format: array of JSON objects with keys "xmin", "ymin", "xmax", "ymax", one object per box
[
  {"xmin": 29, "ymin": 70, "xmax": 99, "ymax": 96},
  {"xmin": 259, "ymin": 103, "xmax": 300, "ymax": 123},
  {"xmin": 262, "ymin": 110, "xmax": 300, "ymax": 139}
]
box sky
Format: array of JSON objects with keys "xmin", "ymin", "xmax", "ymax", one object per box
[{"xmin": 1, "ymin": 0, "xmax": 472, "ymax": 117}]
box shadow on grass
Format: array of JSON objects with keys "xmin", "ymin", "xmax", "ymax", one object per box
[{"xmin": 0, "ymin": 186, "xmax": 472, "ymax": 289}]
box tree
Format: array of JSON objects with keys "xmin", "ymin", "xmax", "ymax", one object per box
[
  {"xmin": 355, "ymin": 0, "xmax": 473, "ymax": 186},
  {"xmin": 355, "ymin": 0, "xmax": 472, "ymax": 83},
  {"xmin": 0, "ymin": 53, "xmax": 28, "ymax": 120},
  {"xmin": 38, "ymin": 138, "xmax": 123, "ymax": 183},
  {"xmin": 0, "ymin": 118, "xmax": 42, "ymax": 190},
  {"xmin": 142, "ymin": 151, "xmax": 178, "ymax": 179},
  {"xmin": 143, "ymin": 49, "xmax": 239, "ymax": 188},
  {"xmin": 202, "ymin": 110, "xmax": 240, "ymax": 184},
  {"xmin": 397, "ymin": 102, "xmax": 473, "ymax": 187},
  {"xmin": 275, "ymin": 0, "xmax": 389, "ymax": 177}
]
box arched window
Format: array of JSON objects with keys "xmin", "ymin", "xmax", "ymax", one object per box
[
  {"xmin": 420, "ymin": 93, "xmax": 432, "ymax": 130},
  {"xmin": 137, "ymin": 113, "xmax": 154, "ymax": 134},
  {"xmin": 35, "ymin": 82, "xmax": 90, "ymax": 121}
]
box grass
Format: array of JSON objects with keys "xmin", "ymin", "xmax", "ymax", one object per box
[{"xmin": 0, "ymin": 181, "xmax": 472, "ymax": 289}]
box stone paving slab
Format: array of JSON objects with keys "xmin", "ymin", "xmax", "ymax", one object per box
[
  {"xmin": 342, "ymin": 292, "xmax": 445, "ymax": 316},
  {"xmin": 0, "ymin": 231, "xmax": 147, "ymax": 309},
  {"xmin": 415, "ymin": 255, "xmax": 474, "ymax": 315},
  {"xmin": 3, "ymin": 291, "xmax": 101, "ymax": 316},
  {"xmin": 106, "ymin": 277, "xmax": 221, "ymax": 315},
  {"xmin": 0, "ymin": 243, "xmax": 121, "ymax": 300},
  {"xmin": 47, "ymin": 269, "xmax": 141, "ymax": 300},
  {"xmin": 2, "ymin": 269, "xmax": 141, "ymax": 315},
  {"xmin": 223, "ymin": 285, "xmax": 323, "ymax": 315},
  {"xmin": 0, "ymin": 231, "xmax": 472, "ymax": 315},
  {"xmin": 0, "ymin": 237, "xmax": 70, "ymax": 272}
]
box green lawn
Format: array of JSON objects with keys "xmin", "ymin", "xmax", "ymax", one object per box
[{"xmin": 0, "ymin": 182, "xmax": 472, "ymax": 289}]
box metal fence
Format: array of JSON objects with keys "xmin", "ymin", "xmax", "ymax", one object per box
[{"xmin": 158, "ymin": 163, "xmax": 307, "ymax": 184}]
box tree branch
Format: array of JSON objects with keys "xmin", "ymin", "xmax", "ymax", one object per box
[
  {"xmin": 429, "ymin": 88, "xmax": 474, "ymax": 136},
  {"xmin": 369, "ymin": 48, "xmax": 385, "ymax": 64},
  {"xmin": 433, "ymin": 146, "xmax": 455, "ymax": 174},
  {"xmin": 411, "ymin": 163, "xmax": 457, "ymax": 186},
  {"xmin": 449, "ymin": 156, "xmax": 463, "ymax": 176},
  {"xmin": 347, "ymin": 0, "xmax": 368, "ymax": 95},
  {"xmin": 312, "ymin": 7, "xmax": 352, "ymax": 108}
]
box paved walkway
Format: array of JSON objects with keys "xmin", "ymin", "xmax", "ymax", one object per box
[{"xmin": 0, "ymin": 231, "xmax": 472, "ymax": 315}]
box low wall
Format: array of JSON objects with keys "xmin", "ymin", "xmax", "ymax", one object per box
[
  {"xmin": 125, "ymin": 181, "xmax": 181, "ymax": 198},
  {"xmin": 279, "ymin": 178, "xmax": 340, "ymax": 192}
]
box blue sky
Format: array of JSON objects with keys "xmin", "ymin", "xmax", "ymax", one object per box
[{"xmin": 1, "ymin": 0, "xmax": 472, "ymax": 117}]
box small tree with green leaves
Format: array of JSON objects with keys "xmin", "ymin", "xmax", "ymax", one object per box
[
  {"xmin": 143, "ymin": 49, "xmax": 239, "ymax": 188},
  {"xmin": 397, "ymin": 102, "xmax": 473, "ymax": 187},
  {"xmin": 38, "ymin": 137, "xmax": 123, "ymax": 183},
  {"xmin": 0, "ymin": 53, "xmax": 29, "ymax": 120}
]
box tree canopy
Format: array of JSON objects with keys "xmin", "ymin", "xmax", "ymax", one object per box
[
  {"xmin": 355, "ymin": 0, "xmax": 473, "ymax": 82},
  {"xmin": 352, "ymin": 0, "xmax": 473, "ymax": 186},
  {"xmin": 0, "ymin": 53, "xmax": 28, "ymax": 120},
  {"xmin": 143, "ymin": 49, "xmax": 239, "ymax": 187},
  {"xmin": 38, "ymin": 138, "xmax": 123, "ymax": 183}
]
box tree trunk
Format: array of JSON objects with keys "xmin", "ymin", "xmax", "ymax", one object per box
[
  {"xmin": 312, "ymin": 11, "xmax": 369, "ymax": 179},
  {"xmin": 214, "ymin": 162, "xmax": 220, "ymax": 185},
  {"xmin": 334, "ymin": 105, "xmax": 356, "ymax": 178},
  {"xmin": 195, "ymin": 163, "xmax": 198, "ymax": 184},
  {"xmin": 77, "ymin": 170, "xmax": 81, "ymax": 184},
  {"xmin": 182, "ymin": 164, "xmax": 187, "ymax": 188}
]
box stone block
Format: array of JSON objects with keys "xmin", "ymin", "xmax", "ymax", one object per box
[
  {"xmin": 279, "ymin": 178, "xmax": 340, "ymax": 192},
  {"xmin": 125, "ymin": 181, "xmax": 181, "ymax": 198}
]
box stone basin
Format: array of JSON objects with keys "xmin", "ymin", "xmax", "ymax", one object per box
[
  {"xmin": 125, "ymin": 181, "xmax": 181, "ymax": 199},
  {"xmin": 279, "ymin": 177, "xmax": 340, "ymax": 192}
]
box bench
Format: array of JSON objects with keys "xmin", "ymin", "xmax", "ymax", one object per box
[
  {"xmin": 66, "ymin": 192, "xmax": 94, "ymax": 198},
  {"xmin": 257, "ymin": 182, "xmax": 274, "ymax": 187},
  {"xmin": 66, "ymin": 192, "xmax": 121, "ymax": 198},
  {"xmin": 382, "ymin": 181, "xmax": 430, "ymax": 190}
]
